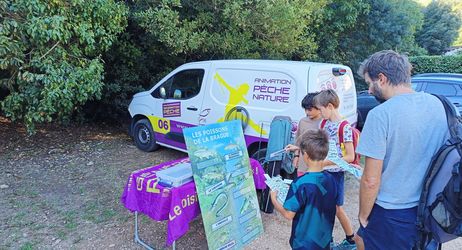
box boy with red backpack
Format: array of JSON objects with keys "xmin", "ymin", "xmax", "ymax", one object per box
[
  {"xmin": 320, "ymin": 119, "xmax": 361, "ymax": 166},
  {"xmin": 315, "ymin": 89, "xmax": 359, "ymax": 249}
]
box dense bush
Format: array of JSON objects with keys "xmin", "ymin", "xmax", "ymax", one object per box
[
  {"xmin": 416, "ymin": 1, "xmax": 461, "ymax": 55},
  {"xmin": 0, "ymin": 0, "xmax": 127, "ymax": 132},
  {"xmin": 410, "ymin": 55, "xmax": 462, "ymax": 74}
]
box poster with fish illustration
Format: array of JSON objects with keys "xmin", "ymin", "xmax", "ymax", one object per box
[{"xmin": 183, "ymin": 120, "xmax": 263, "ymax": 250}]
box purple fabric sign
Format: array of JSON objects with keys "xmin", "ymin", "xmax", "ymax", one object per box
[
  {"xmin": 121, "ymin": 157, "xmax": 265, "ymax": 246},
  {"xmin": 250, "ymin": 158, "xmax": 266, "ymax": 190}
]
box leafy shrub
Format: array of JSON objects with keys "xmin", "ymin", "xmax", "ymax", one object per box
[
  {"xmin": 410, "ymin": 55, "xmax": 462, "ymax": 74},
  {"xmin": 0, "ymin": 0, "xmax": 128, "ymax": 132}
]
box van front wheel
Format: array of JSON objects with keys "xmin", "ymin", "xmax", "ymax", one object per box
[
  {"xmin": 251, "ymin": 148, "xmax": 267, "ymax": 167},
  {"xmin": 133, "ymin": 119, "xmax": 160, "ymax": 152}
]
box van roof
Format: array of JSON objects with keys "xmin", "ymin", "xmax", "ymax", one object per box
[{"xmin": 182, "ymin": 59, "xmax": 346, "ymax": 68}]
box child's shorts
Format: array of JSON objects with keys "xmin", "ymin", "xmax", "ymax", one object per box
[{"xmin": 329, "ymin": 171, "xmax": 344, "ymax": 206}]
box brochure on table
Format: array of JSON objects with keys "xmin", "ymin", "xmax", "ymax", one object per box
[{"xmin": 183, "ymin": 120, "xmax": 264, "ymax": 250}]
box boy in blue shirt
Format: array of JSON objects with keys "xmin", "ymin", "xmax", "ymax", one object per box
[{"xmin": 271, "ymin": 129, "xmax": 338, "ymax": 250}]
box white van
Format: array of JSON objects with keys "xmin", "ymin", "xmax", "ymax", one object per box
[{"xmin": 128, "ymin": 60, "xmax": 357, "ymax": 160}]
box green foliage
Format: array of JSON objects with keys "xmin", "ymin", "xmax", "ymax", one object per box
[
  {"xmin": 91, "ymin": 3, "xmax": 183, "ymax": 122},
  {"xmin": 358, "ymin": 0, "xmax": 423, "ymax": 56},
  {"xmin": 456, "ymin": 28, "xmax": 462, "ymax": 47},
  {"xmin": 410, "ymin": 55, "xmax": 462, "ymax": 74},
  {"xmin": 332, "ymin": 0, "xmax": 425, "ymax": 83},
  {"xmin": 437, "ymin": 0, "xmax": 462, "ymax": 46},
  {"xmin": 446, "ymin": 0, "xmax": 462, "ymax": 46},
  {"xmin": 86, "ymin": 30, "xmax": 153, "ymax": 122},
  {"xmin": 416, "ymin": 1, "xmax": 461, "ymax": 55},
  {"xmin": 314, "ymin": 0, "xmax": 370, "ymax": 63},
  {"xmin": 134, "ymin": 0, "xmax": 327, "ymax": 60},
  {"xmin": 0, "ymin": 0, "xmax": 127, "ymax": 132}
]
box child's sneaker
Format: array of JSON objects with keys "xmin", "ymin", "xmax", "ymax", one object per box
[{"xmin": 332, "ymin": 239, "xmax": 356, "ymax": 250}]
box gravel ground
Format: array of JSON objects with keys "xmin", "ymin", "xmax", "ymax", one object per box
[{"xmin": 0, "ymin": 117, "xmax": 460, "ymax": 249}]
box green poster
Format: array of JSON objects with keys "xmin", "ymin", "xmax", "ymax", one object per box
[{"xmin": 183, "ymin": 120, "xmax": 263, "ymax": 250}]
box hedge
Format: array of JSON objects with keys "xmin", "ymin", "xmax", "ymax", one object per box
[{"xmin": 409, "ymin": 55, "xmax": 462, "ymax": 74}]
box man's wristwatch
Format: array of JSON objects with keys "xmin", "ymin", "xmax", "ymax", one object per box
[{"xmin": 294, "ymin": 155, "xmax": 299, "ymax": 158}]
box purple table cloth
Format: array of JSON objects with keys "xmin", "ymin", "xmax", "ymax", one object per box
[{"xmin": 121, "ymin": 157, "xmax": 266, "ymax": 246}]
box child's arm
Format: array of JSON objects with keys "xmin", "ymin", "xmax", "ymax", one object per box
[
  {"xmin": 270, "ymin": 191, "xmax": 296, "ymax": 220},
  {"xmin": 286, "ymin": 144, "xmax": 301, "ymax": 166},
  {"xmin": 342, "ymin": 124, "xmax": 355, "ymax": 163},
  {"xmin": 342, "ymin": 141, "xmax": 355, "ymax": 163},
  {"xmin": 292, "ymin": 154, "xmax": 299, "ymax": 169},
  {"xmin": 285, "ymin": 144, "xmax": 299, "ymax": 152}
]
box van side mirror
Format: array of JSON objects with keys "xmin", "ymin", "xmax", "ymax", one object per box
[{"xmin": 160, "ymin": 87, "xmax": 167, "ymax": 99}]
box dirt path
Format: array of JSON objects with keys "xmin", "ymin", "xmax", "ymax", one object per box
[{"xmin": 1, "ymin": 117, "xmax": 460, "ymax": 249}]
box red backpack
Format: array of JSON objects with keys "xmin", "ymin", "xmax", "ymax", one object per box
[{"xmin": 320, "ymin": 119, "xmax": 361, "ymax": 166}]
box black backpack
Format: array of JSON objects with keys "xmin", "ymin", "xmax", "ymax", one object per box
[{"xmin": 416, "ymin": 95, "xmax": 462, "ymax": 249}]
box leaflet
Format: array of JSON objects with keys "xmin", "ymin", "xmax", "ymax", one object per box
[
  {"xmin": 264, "ymin": 174, "xmax": 290, "ymax": 204},
  {"xmin": 269, "ymin": 149, "xmax": 286, "ymax": 158},
  {"xmin": 326, "ymin": 140, "xmax": 363, "ymax": 179}
]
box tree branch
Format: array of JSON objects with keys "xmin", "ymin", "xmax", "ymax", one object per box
[{"xmin": 38, "ymin": 41, "xmax": 60, "ymax": 61}]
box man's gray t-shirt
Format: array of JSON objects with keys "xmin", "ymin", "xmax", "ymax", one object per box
[{"xmin": 357, "ymin": 92, "xmax": 449, "ymax": 209}]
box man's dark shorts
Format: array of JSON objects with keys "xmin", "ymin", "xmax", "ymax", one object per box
[
  {"xmin": 329, "ymin": 171, "xmax": 344, "ymax": 206},
  {"xmin": 357, "ymin": 204, "xmax": 418, "ymax": 250}
]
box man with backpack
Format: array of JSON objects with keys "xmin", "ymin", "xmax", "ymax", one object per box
[{"xmin": 354, "ymin": 50, "xmax": 449, "ymax": 250}]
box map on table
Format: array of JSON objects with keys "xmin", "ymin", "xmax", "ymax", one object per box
[
  {"xmin": 183, "ymin": 120, "xmax": 263, "ymax": 250},
  {"xmin": 326, "ymin": 140, "xmax": 363, "ymax": 179}
]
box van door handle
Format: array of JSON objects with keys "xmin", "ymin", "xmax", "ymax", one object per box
[{"xmin": 187, "ymin": 106, "xmax": 198, "ymax": 111}]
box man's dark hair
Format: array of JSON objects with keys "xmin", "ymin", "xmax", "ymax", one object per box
[
  {"xmin": 358, "ymin": 50, "xmax": 412, "ymax": 86},
  {"xmin": 297, "ymin": 129, "xmax": 329, "ymax": 161},
  {"xmin": 301, "ymin": 92, "xmax": 319, "ymax": 110}
]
